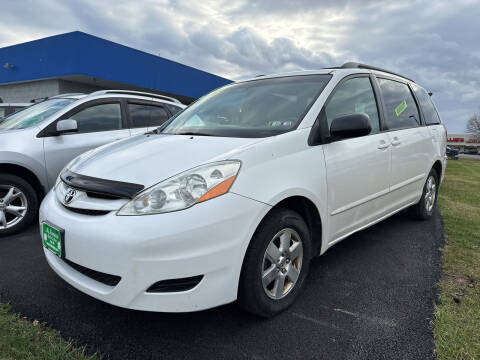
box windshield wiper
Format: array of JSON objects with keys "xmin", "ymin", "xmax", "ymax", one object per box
[
  {"xmin": 144, "ymin": 128, "xmax": 160, "ymax": 135},
  {"xmin": 174, "ymin": 132, "xmax": 214, "ymax": 136}
]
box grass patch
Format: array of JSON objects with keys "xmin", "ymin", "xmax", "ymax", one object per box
[
  {"xmin": 435, "ymin": 159, "xmax": 480, "ymax": 360},
  {"xmin": 0, "ymin": 303, "xmax": 99, "ymax": 360}
]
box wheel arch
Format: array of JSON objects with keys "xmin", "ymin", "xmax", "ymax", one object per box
[
  {"xmin": 432, "ymin": 160, "xmax": 442, "ymax": 179},
  {"xmin": 267, "ymin": 195, "xmax": 323, "ymax": 257},
  {"xmin": 0, "ymin": 163, "xmax": 46, "ymax": 199}
]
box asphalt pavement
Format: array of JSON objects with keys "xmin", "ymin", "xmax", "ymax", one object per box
[{"xmin": 0, "ymin": 209, "xmax": 445, "ymax": 360}]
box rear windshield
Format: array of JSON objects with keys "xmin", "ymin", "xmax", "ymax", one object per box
[
  {"xmin": 0, "ymin": 99, "xmax": 75, "ymax": 130},
  {"xmin": 411, "ymin": 84, "xmax": 441, "ymax": 125},
  {"xmin": 160, "ymin": 75, "xmax": 331, "ymax": 138}
]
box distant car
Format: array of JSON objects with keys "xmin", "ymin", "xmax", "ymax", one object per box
[
  {"xmin": 0, "ymin": 90, "xmax": 185, "ymax": 235},
  {"xmin": 463, "ymin": 148, "xmax": 479, "ymax": 155},
  {"xmin": 0, "ymin": 103, "xmax": 30, "ymax": 120},
  {"xmin": 446, "ymin": 147, "xmax": 459, "ymax": 160}
]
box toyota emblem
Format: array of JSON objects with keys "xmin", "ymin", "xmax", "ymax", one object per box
[{"xmin": 64, "ymin": 188, "xmax": 77, "ymax": 204}]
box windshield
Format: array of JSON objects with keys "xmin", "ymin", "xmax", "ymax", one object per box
[
  {"xmin": 160, "ymin": 74, "xmax": 331, "ymax": 138},
  {"xmin": 0, "ymin": 98, "xmax": 75, "ymax": 130}
]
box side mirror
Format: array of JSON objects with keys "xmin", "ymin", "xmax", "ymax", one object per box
[
  {"xmin": 330, "ymin": 113, "xmax": 371, "ymax": 139},
  {"xmin": 56, "ymin": 119, "xmax": 78, "ymax": 135}
]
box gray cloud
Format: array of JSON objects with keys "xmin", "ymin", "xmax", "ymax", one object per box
[{"xmin": 0, "ymin": 0, "xmax": 478, "ymax": 132}]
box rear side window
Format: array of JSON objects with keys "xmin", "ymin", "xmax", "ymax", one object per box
[
  {"xmin": 377, "ymin": 78, "xmax": 420, "ymax": 130},
  {"xmin": 0, "ymin": 108, "xmax": 6, "ymax": 119},
  {"xmin": 412, "ymin": 84, "xmax": 441, "ymax": 125},
  {"xmin": 325, "ymin": 77, "xmax": 381, "ymax": 134},
  {"xmin": 128, "ymin": 103, "xmax": 169, "ymax": 128},
  {"xmin": 70, "ymin": 103, "xmax": 122, "ymax": 133}
]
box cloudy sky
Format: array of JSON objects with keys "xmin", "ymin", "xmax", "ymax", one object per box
[{"xmin": 1, "ymin": 0, "xmax": 479, "ymax": 132}]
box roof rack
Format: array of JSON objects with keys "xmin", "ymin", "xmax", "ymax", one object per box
[
  {"xmin": 50, "ymin": 93, "xmax": 86, "ymax": 99},
  {"xmin": 91, "ymin": 90, "xmax": 182, "ymax": 104},
  {"xmin": 340, "ymin": 62, "xmax": 415, "ymax": 83},
  {"xmin": 30, "ymin": 97, "xmax": 49, "ymax": 103}
]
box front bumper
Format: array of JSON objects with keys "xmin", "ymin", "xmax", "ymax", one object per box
[{"xmin": 39, "ymin": 190, "xmax": 270, "ymax": 312}]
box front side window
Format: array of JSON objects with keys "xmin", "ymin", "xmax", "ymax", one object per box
[
  {"xmin": 166, "ymin": 104, "xmax": 183, "ymax": 116},
  {"xmin": 377, "ymin": 78, "xmax": 420, "ymax": 130},
  {"xmin": 0, "ymin": 108, "xmax": 5, "ymax": 120},
  {"xmin": 325, "ymin": 77, "xmax": 380, "ymax": 134},
  {"xmin": 69, "ymin": 103, "xmax": 122, "ymax": 133},
  {"xmin": 160, "ymin": 75, "xmax": 331, "ymax": 138},
  {"xmin": 411, "ymin": 84, "xmax": 441, "ymax": 125},
  {"xmin": 128, "ymin": 103, "xmax": 169, "ymax": 128},
  {"xmin": 0, "ymin": 99, "xmax": 75, "ymax": 130}
]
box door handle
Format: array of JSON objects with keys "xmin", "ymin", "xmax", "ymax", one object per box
[{"xmin": 377, "ymin": 142, "xmax": 390, "ymax": 150}]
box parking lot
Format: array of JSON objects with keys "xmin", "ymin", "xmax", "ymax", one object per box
[{"xmin": 1, "ymin": 209, "xmax": 444, "ymax": 360}]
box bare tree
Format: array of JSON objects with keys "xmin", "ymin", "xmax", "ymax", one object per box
[{"xmin": 466, "ymin": 113, "xmax": 480, "ymax": 135}]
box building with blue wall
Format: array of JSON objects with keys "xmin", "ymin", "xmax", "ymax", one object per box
[{"xmin": 0, "ymin": 31, "xmax": 232, "ymax": 104}]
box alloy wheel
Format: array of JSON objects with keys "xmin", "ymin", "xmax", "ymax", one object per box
[
  {"xmin": 0, "ymin": 185, "xmax": 28, "ymax": 229},
  {"xmin": 261, "ymin": 228, "xmax": 303, "ymax": 300},
  {"xmin": 425, "ymin": 175, "xmax": 437, "ymax": 213}
]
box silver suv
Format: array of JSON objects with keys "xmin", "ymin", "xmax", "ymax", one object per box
[
  {"xmin": 0, "ymin": 90, "xmax": 185, "ymax": 235},
  {"xmin": 0, "ymin": 103, "xmax": 30, "ymax": 120}
]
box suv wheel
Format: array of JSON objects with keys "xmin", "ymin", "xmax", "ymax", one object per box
[
  {"xmin": 238, "ymin": 208, "xmax": 312, "ymax": 317},
  {"xmin": 408, "ymin": 168, "xmax": 439, "ymax": 220},
  {"xmin": 0, "ymin": 174, "xmax": 38, "ymax": 237}
]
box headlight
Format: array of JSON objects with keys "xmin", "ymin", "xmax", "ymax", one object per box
[{"xmin": 117, "ymin": 160, "xmax": 241, "ymax": 216}]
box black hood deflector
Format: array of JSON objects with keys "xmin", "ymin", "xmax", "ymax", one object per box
[{"xmin": 61, "ymin": 170, "xmax": 144, "ymax": 199}]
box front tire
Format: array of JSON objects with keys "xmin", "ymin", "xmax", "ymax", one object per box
[
  {"xmin": 0, "ymin": 174, "xmax": 38, "ymax": 237},
  {"xmin": 408, "ymin": 168, "xmax": 439, "ymax": 220},
  {"xmin": 238, "ymin": 207, "xmax": 312, "ymax": 317}
]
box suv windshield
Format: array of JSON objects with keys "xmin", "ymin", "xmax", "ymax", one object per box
[
  {"xmin": 0, "ymin": 98, "xmax": 75, "ymax": 130},
  {"xmin": 160, "ymin": 75, "xmax": 331, "ymax": 138}
]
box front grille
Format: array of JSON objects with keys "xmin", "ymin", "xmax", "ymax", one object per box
[
  {"xmin": 146, "ymin": 275, "xmax": 204, "ymax": 293},
  {"xmin": 64, "ymin": 258, "xmax": 121, "ymax": 286},
  {"xmin": 86, "ymin": 191, "xmax": 122, "ymax": 200},
  {"xmin": 62, "ymin": 204, "xmax": 110, "ymax": 216}
]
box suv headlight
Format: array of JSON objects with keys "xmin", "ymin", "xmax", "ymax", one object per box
[{"xmin": 117, "ymin": 160, "xmax": 241, "ymax": 216}]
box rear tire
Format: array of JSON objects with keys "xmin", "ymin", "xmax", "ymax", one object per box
[
  {"xmin": 0, "ymin": 174, "xmax": 38, "ymax": 237},
  {"xmin": 408, "ymin": 168, "xmax": 438, "ymax": 220},
  {"xmin": 238, "ymin": 207, "xmax": 312, "ymax": 317}
]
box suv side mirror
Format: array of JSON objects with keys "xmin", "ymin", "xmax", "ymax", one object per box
[
  {"xmin": 330, "ymin": 113, "xmax": 371, "ymax": 139},
  {"xmin": 56, "ymin": 119, "xmax": 78, "ymax": 135}
]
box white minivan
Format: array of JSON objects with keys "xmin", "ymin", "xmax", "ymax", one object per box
[{"xmin": 40, "ymin": 63, "xmax": 446, "ymax": 317}]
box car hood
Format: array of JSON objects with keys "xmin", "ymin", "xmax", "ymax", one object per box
[
  {"xmin": 70, "ymin": 134, "xmax": 263, "ymax": 188},
  {"xmin": 0, "ymin": 127, "xmax": 35, "ymax": 135}
]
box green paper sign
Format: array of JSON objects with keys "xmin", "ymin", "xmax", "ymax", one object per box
[{"xmin": 395, "ymin": 100, "xmax": 407, "ymax": 116}]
